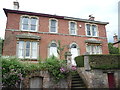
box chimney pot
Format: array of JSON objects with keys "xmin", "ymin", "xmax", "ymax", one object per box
[
  {"xmin": 89, "ymin": 15, "xmax": 95, "ymax": 21},
  {"xmin": 13, "ymin": 0, "xmax": 19, "ymax": 10}
]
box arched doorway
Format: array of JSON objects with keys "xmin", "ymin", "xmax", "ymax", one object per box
[
  {"xmin": 70, "ymin": 43, "xmax": 79, "ymax": 66},
  {"xmin": 48, "ymin": 42, "xmax": 58, "ymax": 58}
]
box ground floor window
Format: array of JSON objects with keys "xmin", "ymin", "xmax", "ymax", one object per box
[
  {"xmin": 17, "ymin": 41, "xmax": 38, "ymax": 59},
  {"xmin": 86, "ymin": 44, "xmax": 102, "ymax": 54}
]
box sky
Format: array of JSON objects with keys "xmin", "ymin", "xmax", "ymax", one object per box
[{"xmin": 0, "ymin": 0, "xmax": 119, "ymax": 42}]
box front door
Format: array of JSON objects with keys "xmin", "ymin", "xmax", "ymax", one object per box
[{"xmin": 108, "ymin": 73, "xmax": 116, "ymax": 88}]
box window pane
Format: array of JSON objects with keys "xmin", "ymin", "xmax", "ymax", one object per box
[
  {"xmin": 31, "ymin": 42, "xmax": 37, "ymax": 58},
  {"xmin": 26, "ymin": 49, "xmax": 30, "ymax": 56},
  {"xmin": 22, "ymin": 17, "xmax": 29, "ymax": 24},
  {"xmin": 50, "ymin": 20, "xmax": 56, "ymax": 32},
  {"xmin": 71, "ymin": 44, "xmax": 77, "ymax": 48},
  {"xmin": 18, "ymin": 41, "xmax": 24, "ymax": 58},
  {"xmin": 51, "ymin": 20, "xmax": 56, "ymax": 27},
  {"xmin": 86, "ymin": 24, "xmax": 91, "ymax": 35},
  {"xmin": 70, "ymin": 22, "xmax": 75, "ymax": 30},
  {"xmin": 50, "ymin": 43, "xmax": 57, "ymax": 47},
  {"xmin": 31, "ymin": 25, "xmax": 36, "ymax": 30},
  {"xmin": 25, "ymin": 41, "xmax": 30, "ymax": 57},
  {"xmin": 70, "ymin": 22, "xmax": 76, "ymax": 34},
  {"xmin": 92, "ymin": 25, "xmax": 97, "ymax": 36},
  {"xmin": 23, "ymin": 25, "xmax": 29, "ymax": 30},
  {"xmin": 31, "ymin": 18, "xmax": 37, "ymax": 25},
  {"xmin": 51, "ymin": 27, "xmax": 56, "ymax": 32}
]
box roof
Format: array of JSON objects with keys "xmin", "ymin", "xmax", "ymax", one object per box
[
  {"xmin": 113, "ymin": 40, "xmax": 120, "ymax": 45},
  {"xmin": 3, "ymin": 8, "xmax": 109, "ymax": 25}
]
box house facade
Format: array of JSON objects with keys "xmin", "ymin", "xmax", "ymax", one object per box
[{"xmin": 2, "ymin": 8, "xmax": 109, "ymax": 61}]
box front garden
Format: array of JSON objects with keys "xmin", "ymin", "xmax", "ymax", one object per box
[{"xmin": 0, "ymin": 56, "xmax": 76, "ymax": 88}]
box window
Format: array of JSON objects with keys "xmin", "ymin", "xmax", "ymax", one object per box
[
  {"xmin": 49, "ymin": 19, "xmax": 57, "ymax": 33},
  {"xmin": 49, "ymin": 43, "xmax": 58, "ymax": 57},
  {"xmin": 21, "ymin": 16, "xmax": 38, "ymax": 31},
  {"xmin": 86, "ymin": 45, "xmax": 102, "ymax": 54},
  {"xmin": 69, "ymin": 22, "xmax": 77, "ymax": 35},
  {"xmin": 86, "ymin": 24, "xmax": 98, "ymax": 37},
  {"xmin": 18, "ymin": 41, "xmax": 38, "ymax": 59}
]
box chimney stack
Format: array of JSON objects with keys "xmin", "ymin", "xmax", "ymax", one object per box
[
  {"xmin": 13, "ymin": 0, "xmax": 19, "ymax": 10},
  {"xmin": 113, "ymin": 33, "xmax": 118, "ymax": 43},
  {"xmin": 89, "ymin": 15, "xmax": 95, "ymax": 21}
]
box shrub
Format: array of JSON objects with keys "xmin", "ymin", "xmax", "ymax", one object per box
[
  {"xmin": 1, "ymin": 56, "xmax": 26, "ymax": 87},
  {"xmin": 45, "ymin": 56, "xmax": 71, "ymax": 82},
  {"xmin": 75, "ymin": 56, "xmax": 84, "ymax": 67},
  {"xmin": 89, "ymin": 54, "xmax": 120, "ymax": 69}
]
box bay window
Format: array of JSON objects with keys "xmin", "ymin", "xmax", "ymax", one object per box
[{"xmin": 18, "ymin": 41, "xmax": 38, "ymax": 59}]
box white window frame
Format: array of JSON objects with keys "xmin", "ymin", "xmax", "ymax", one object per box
[
  {"xmin": 17, "ymin": 41, "xmax": 39, "ymax": 59},
  {"xmin": 20, "ymin": 15, "xmax": 39, "ymax": 32},
  {"xmin": 69, "ymin": 21, "xmax": 77, "ymax": 35},
  {"xmin": 49, "ymin": 18, "xmax": 58, "ymax": 33},
  {"xmin": 86, "ymin": 44, "xmax": 102, "ymax": 54},
  {"xmin": 85, "ymin": 23, "xmax": 98, "ymax": 37}
]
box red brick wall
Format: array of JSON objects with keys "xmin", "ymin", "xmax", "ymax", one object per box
[{"xmin": 3, "ymin": 13, "xmax": 109, "ymax": 60}]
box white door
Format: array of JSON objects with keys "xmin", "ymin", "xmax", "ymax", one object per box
[{"xmin": 70, "ymin": 44, "xmax": 78, "ymax": 66}]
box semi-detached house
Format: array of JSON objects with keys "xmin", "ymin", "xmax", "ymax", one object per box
[{"xmin": 2, "ymin": 8, "xmax": 109, "ymax": 63}]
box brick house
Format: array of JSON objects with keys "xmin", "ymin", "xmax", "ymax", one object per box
[
  {"xmin": 113, "ymin": 34, "xmax": 120, "ymax": 48},
  {"xmin": 2, "ymin": 6, "xmax": 109, "ymax": 63}
]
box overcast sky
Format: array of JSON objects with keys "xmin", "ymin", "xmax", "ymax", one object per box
[{"xmin": 0, "ymin": 0, "xmax": 119, "ymax": 42}]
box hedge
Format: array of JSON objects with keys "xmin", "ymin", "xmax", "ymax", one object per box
[
  {"xmin": 75, "ymin": 55, "xmax": 84, "ymax": 67},
  {"xmin": 89, "ymin": 54, "xmax": 120, "ymax": 69}
]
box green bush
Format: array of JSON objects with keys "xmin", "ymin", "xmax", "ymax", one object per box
[
  {"xmin": 1, "ymin": 56, "xmax": 76, "ymax": 87},
  {"xmin": 89, "ymin": 54, "xmax": 120, "ymax": 69},
  {"xmin": 1, "ymin": 56, "xmax": 27, "ymax": 87},
  {"xmin": 45, "ymin": 56, "xmax": 70, "ymax": 82},
  {"xmin": 75, "ymin": 56, "xmax": 84, "ymax": 67}
]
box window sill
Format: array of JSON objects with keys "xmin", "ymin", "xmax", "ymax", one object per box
[{"xmin": 21, "ymin": 30, "xmax": 38, "ymax": 32}]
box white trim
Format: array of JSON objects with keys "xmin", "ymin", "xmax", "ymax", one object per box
[
  {"xmin": 85, "ymin": 23, "xmax": 98, "ymax": 37},
  {"xmin": 69, "ymin": 21, "xmax": 77, "ymax": 35},
  {"xmin": 20, "ymin": 15, "xmax": 39, "ymax": 32},
  {"xmin": 49, "ymin": 18, "xmax": 58, "ymax": 33}
]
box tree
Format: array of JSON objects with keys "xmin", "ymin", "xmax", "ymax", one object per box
[
  {"xmin": 0, "ymin": 38, "xmax": 3, "ymax": 56},
  {"xmin": 57, "ymin": 40, "xmax": 67, "ymax": 59},
  {"xmin": 108, "ymin": 43, "xmax": 119, "ymax": 54}
]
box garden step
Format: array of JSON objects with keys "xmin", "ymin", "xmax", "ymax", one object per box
[{"xmin": 71, "ymin": 72, "xmax": 86, "ymax": 88}]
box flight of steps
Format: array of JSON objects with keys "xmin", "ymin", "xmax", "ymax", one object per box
[{"xmin": 71, "ymin": 72, "xmax": 86, "ymax": 88}]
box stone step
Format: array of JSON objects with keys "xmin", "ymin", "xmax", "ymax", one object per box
[
  {"xmin": 72, "ymin": 83, "xmax": 86, "ymax": 87},
  {"xmin": 71, "ymin": 73, "xmax": 86, "ymax": 88}
]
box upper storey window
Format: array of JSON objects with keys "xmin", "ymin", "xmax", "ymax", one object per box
[
  {"xmin": 21, "ymin": 16, "xmax": 38, "ymax": 31},
  {"xmin": 49, "ymin": 19, "xmax": 58, "ymax": 33},
  {"xmin": 86, "ymin": 24, "xmax": 98, "ymax": 37},
  {"xmin": 69, "ymin": 21, "xmax": 77, "ymax": 35}
]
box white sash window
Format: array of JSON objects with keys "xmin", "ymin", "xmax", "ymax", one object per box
[{"xmin": 18, "ymin": 41, "xmax": 38, "ymax": 59}]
